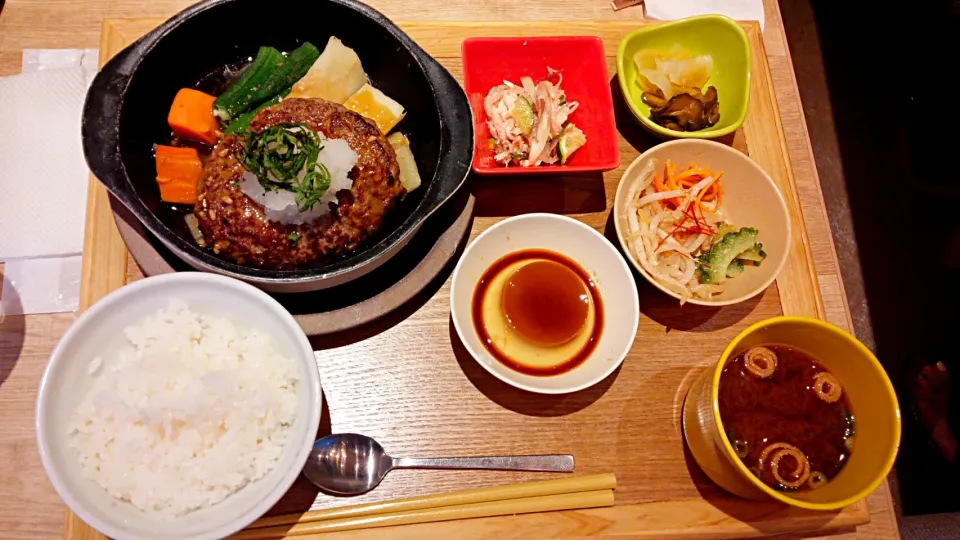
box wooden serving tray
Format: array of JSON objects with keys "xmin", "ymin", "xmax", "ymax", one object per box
[{"xmin": 71, "ymin": 19, "xmax": 868, "ymax": 540}]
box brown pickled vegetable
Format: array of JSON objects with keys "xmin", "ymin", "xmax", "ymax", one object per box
[{"xmin": 642, "ymin": 85, "xmax": 720, "ymax": 132}]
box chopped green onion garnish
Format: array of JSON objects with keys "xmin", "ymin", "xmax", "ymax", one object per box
[{"xmin": 238, "ymin": 122, "xmax": 332, "ymax": 212}]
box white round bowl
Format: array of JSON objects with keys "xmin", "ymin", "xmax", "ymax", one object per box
[
  {"xmin": 450, "ymin": 214, "xmax": 640, "ymax": 394},
  {"xmin": 36, "ymin": 273, "xmax": 322, "ymax": 540},
  {"xmin": 613, "ymin": 139, "xmax": 791, "ymax": 306}
]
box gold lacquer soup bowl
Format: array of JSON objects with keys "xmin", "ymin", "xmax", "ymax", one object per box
[{"xmin": 682, "ymin": 316, "xmax": 900, "ymax": 510}]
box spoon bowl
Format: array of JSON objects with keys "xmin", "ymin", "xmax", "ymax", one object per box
[{"xmin": 304, "ymin": 434, "xmax": 394, "ymax": 496}]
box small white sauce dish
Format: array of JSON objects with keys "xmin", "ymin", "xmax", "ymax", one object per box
[
  {"xmin": 35, "ymin": 273, "xmax": 321, "ymax": 540},
  {"xmin": 450, "ymin": 213, "xmax": 640, "ymax": 394}
]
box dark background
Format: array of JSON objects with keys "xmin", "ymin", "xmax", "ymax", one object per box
[{"xmin": 779, "ymin": 0, "xmax": 960, "ymax": 527}]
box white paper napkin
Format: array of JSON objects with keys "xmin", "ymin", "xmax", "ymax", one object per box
[
  {"xmin": 0, "ymin": 49, "xmax": 98, "ymax": 315},
  {"xmin": 644, "ymin": 0, "xmax": 765, "ymax": 31},
  {"xmin": 0, "ymin": 68, "xmax": 88, "ymax": 260},
  {"xmin": 0, "ymin": 256, "xmax": 81, "ymax": 316},
  {"xmin": 22, "ymin": 49, "xmax": 100, "ymax": 82}
]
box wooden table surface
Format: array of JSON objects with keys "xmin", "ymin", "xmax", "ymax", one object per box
[{"xmin": 0, "ymin": 0, "xmax": 899, "ymax": 539}]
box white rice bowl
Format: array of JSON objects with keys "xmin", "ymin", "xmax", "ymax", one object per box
[
  {"xmin": 68, "ymin": 300, "xmax": 299, "ymax": 517},
  {"xmin": 36, "ymin": 273, "xmax": 321, "ymax": 540}
]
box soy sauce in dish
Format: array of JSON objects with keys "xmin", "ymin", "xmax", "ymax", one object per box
[
  {"xmin": 501, "ymin": 260, "xmax": 590, "ymax": 347},
  {"xmin": 718, "ymin": 345, "xmax": 854, "ymax": 492},
  {"xmin": 471, "ymin": 249, "xmax": 604, "ymax": 376}
]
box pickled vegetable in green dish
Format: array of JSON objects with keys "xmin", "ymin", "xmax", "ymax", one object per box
[
  {"xmin": 642, "ymin": 86, "xmax": 720, "ymax": 132},
  {"xmin": 633, "ymin": 44, "xmax": 720, "ymax": 132}
]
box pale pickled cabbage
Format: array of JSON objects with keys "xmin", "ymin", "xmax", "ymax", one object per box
[{"xmin": 634, "ymin": 45, "xmax": 713, "ymax": 99}]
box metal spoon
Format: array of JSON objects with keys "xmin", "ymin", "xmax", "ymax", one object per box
[{"xmin": 303, "ymin": 433, "xmax": 574, "ymax": 495}]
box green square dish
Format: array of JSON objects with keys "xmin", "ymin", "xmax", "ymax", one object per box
[{"xmin": 616, "ymin": 15, "xmax": 751, "ymax": 139}]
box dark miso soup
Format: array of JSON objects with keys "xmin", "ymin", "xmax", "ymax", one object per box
[{"xmin": 718, "ymin": 345, "xmax": 854, "ymax": 491}]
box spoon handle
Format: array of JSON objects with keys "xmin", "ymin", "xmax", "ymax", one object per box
[{"xmin": 392, "ymin": 454, "xmax": 574, "ymax": 472}]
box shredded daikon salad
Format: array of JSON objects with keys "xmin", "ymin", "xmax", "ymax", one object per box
[
  {"xmin": 483, "ymin": 68, "xmax": 585, "ymax": 167},
  {"xmin": 624, "ymin": 158, "xmax": 735, "ymax": 303}
]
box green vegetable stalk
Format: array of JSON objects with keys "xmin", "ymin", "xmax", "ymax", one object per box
[
  {"xmin": 224, "ymin": 87, "xmax": 292, "ymax": 136},
  {"xmin": 214, "ymin": 46, "xmax": 284, "ymax": 121},
  {"xmin": 214, "ymin": 42, "xmax": 320, "ymax": 121}
]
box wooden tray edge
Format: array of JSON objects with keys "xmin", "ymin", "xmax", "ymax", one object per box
[
  {"xmin": 77, "ymin": 20, "xmax": 129, "ymax": 314},
  {"xmin": 68, "ymin": 19, "xmax": 869, "ymax": 540},
  {"xmin": 67, "ymin": 21, "xmax": 131, "ymax": 539},
  {"xmin": 740, "ymin": 24, "xmax": 824, "ymax": 320}
]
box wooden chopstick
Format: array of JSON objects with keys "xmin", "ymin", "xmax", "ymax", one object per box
[
  {"xmin": 247, "ymin": 473, "xmax": 616, "ymax": 530},
  {"xmin": 233, "ymin": 473, "xmax": 617, "ymax": 538},
  {"xmin": 234, "ymin": 489, "xmax": 615, "ymax": 538}
]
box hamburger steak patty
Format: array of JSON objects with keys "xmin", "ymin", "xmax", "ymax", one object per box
[{"xmin": 194, "ymin": 98, "xmax": 404, "ymax": 269}]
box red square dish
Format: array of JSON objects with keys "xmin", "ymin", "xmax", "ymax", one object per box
[{"xmin": 462, "ymin": 36, "xmax": 621, "ymax": 175}]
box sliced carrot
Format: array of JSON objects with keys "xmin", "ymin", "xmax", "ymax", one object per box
[
  {"xmin": 677, "ymin": 176, "xmax": 702, "ymax": 189},
  {"xmin": 697, "ymin": 181, "xmax": 717, "ymax": 202},
  {"xmin": 677, "ymin": 165, "xmax": 710, "ymax": 179},
  {"xmin": 155, "ymin": 145, "xmax": 202, "ymax": 204},
  {"xmin": 654, "ymin": 159, "xmax": 724, "ymax": 213},
  {"xmin": 666, "ymin": 162, "xmax": 679, "ymax": 192},
  {"xmin": 703, "ymin": 172, "xmax": 723, "ymax": 202},
  {"xmin": 167, "ymin": 88, "xmax": 219, "ymax": 145},
  {"xmin": 694, "ymin": 176, "xmax": 718, "ymax": 210}
]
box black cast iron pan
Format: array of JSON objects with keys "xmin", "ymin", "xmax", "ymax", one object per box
[{"xmin": 82, "ymin": 0, "xmax": 473, "ymax": 292}]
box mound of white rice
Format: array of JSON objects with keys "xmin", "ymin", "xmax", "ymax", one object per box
[
  {"xmin": 67, "ymin": 300, "xmax": 299, "ymax": 517},
  {"xmin": 238, "ymin": 137, "xmax": 358, "ymax": 225}
]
